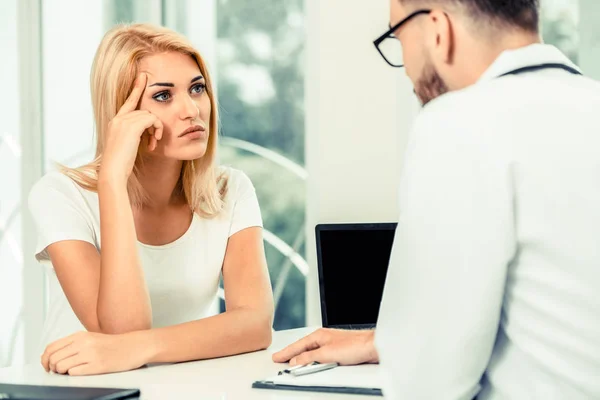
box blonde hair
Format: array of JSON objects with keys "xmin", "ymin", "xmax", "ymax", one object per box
[{"xmin": 61, "ymin": 23, "xmax": 227, "ymax": 217}]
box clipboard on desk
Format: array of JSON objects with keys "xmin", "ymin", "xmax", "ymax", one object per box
[{"xmin": 252, "ymin": 363, "xmax": 383, "ymax": 396}]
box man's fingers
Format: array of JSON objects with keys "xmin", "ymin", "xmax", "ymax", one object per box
[
  {"xmin": 272, "ymin": 332, "xmax": 321, "ymax": 363},
  {"xmin": 117, "ymin": 73, "xmax": 147, "ymax": 116},
  {"xmin": 290, "ymin": 348, "xmax": 332, "ymax": 366}
]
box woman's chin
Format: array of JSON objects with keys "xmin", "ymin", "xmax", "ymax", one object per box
[
  {"xmin": 174, "ymin": 144, "xmax": 208, "ymax": 161},
  {"xmin": 144, "ymin": 142, "xmax": 208, "ymax": 162}
]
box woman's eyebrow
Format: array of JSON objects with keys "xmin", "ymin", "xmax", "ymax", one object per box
[
  {"xmin": 149, "ymin": 75, "xmax": 204, "ymax": 87},
  {"xmin": 149, "ymin": 82, "xmax": 174, "ymax": 88}
]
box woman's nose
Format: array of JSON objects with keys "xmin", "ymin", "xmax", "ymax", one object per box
[{"xmin": 179, "ymin": 95, "xmax": 198, "ymax": 120}]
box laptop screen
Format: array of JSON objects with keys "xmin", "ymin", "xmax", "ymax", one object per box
[{"xmin": 316, "ymin": 223, "xmax": 397, "ymax": 327}]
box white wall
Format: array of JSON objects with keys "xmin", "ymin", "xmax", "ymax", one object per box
[
  {"xmin": 304, "ymin": 0, "xmax": 419, "ymax": 326},
  {"xmin": 0, "ymin": 0, "xmax": 23, "ymax": 368},
  {"xmin": 18, "ymin": 0, "xmax": 46, "ymax": 366},
  {"xmin": 42, "ymin": 0, "xmax": 104, "ymax": 171}
]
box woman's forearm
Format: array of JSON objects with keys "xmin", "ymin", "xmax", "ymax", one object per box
[
  {"xmin": 97, "ymin": 177, "xmax": 152, "ymax": 333},
  {"xmin": 140, "ymin": 308, "xmax": 273, "ymax": 364}
]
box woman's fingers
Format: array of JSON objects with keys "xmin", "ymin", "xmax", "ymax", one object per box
[
  {"xmin": 153, "ymin": 118, "xmax": 164, "ymax": 141},
  {"xmin": 41, "ymin": 332, "xmax": 80, "ymax": 372},
  {"xmin": 149, "ymin": 134, "xmax": 157, "ymax": 151},
  {"xmin": 55, "ymin": 354, "xmax": 87, "ymax": 375},
  {"xmin": 117, "ymin": 73, "xmax": 147, "ymax": 116},
  {"xmin": 48, "ymin": 343, "xmax": 79, "ymax": 372},
  {"xmin": 142, "ymin": 115, "xmax": 162, "ymax": 151}
]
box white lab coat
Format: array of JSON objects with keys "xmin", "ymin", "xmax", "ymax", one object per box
[{"xmin": 375, "ymin": 44, "xmax": 600, "ymax": 400}]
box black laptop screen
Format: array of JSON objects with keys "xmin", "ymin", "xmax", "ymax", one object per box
[{"xmin": 316, "ymin": 223, "xmax": 397, "ymax": 327}]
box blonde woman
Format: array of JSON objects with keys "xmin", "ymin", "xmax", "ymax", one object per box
[{"xmin": 28, "ymin": 23, "xmax": 274, "ymax": 376}]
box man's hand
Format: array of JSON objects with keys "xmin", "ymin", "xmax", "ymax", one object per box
[{"xmin": 272, "ymin": 328, "xmax": 379, "ymax": 366}]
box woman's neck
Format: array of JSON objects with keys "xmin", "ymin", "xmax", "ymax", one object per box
[{"xmin": 136, "ymin": 156, "xmax": 186, "ymax": 210}]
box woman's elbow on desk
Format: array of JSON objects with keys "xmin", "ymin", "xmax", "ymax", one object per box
[
  {"xmin": 217, "ymin": 306, "xmax": 274, "ymax": 353},
  {"xmin": 249, "ymin": 309, "xmax": 274, "ymax": 350}
]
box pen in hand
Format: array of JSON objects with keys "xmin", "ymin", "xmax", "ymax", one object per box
[{"xmin": 279, "ymin": 361, "xmax": 339, "ymax": 377}]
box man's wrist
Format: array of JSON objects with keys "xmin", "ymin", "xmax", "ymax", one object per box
[{"xmin": 366, "ymin": 330, "xmax": 380, "ymax": 363}]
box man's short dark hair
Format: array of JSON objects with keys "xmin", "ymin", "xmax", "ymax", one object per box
[{"xmin": 402, "ymin": 0, "xmax": 540, "ymax": 32}]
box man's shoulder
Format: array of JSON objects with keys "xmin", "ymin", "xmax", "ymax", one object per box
[
  {"xmin": 408, "ymin": 84, "xmax": 519, "ymax": 160},
  {"xmin": 411, "ymin": 87, "xmax": 495, "ymax": 142},
  {"xmin": 423, "ymin": 72, "xmax": 600, "ymax": 123},
  {"xmin": 420, "ymin": 80, "xmax": 513, "ymax": 121}
]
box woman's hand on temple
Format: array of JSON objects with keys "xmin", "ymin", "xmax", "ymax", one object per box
[{"xmin": 99, "ymin": 73, "xmax": 163, "ymax": 184}]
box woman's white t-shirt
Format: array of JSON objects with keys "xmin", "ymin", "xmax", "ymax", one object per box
[{"xmin": 28, "ymin": 167, "xmax": 262, "ymax": 356}]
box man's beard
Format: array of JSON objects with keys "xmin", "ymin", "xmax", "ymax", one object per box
[{"xmin": 414, "ymin": 62, "xmax": 450, "ymax": 106}]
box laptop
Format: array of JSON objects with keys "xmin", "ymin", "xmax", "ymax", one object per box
[
  {"xmin": 315, "ymin": 223, "xmax": 397, "ymax": 330},
  {"xmin": 0, "ymin": 383, "xmax": 139, "ymax": 400}
]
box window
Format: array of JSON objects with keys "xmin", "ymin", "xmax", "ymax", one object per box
[
  {"xmin": 163, "ymin": 0, "xmax": 307, "ymax": 330},
  {"xmin": 541, "ymin": 0, "xmax": 579, "ymax": 63},
  {"xmin": 217, "ymin": 0, "xmax": 306, "ymax": 330}
]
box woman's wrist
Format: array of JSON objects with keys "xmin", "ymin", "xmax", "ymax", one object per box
[
  {"xmin": 129, "ymin": 329, "xmax": 160, "ymax": 366},
  {"xmin": 98, "ymin": 168, "xmax": 129, "ymax": 189}
]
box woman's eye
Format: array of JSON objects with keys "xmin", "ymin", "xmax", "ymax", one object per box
[
  {"xmin": 191, "ymin": 83, "xmax": 206, "ymax": 95},
  {"xmin": 153, "ymin": 91, "xmax": 171, "ymax": 102}
]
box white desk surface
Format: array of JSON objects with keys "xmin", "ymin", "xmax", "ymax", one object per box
[{"xmin": 0, "ymin": 327, "xmax": 381, "ymax": 399}]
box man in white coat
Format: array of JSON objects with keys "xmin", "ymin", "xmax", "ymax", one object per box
[{"xmin": 274, "ymin": 0, "xmax": 600, "ymax": 399}]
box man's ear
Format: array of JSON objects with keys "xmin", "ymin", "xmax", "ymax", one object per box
[{"xmin": 425, "ymin": 9, "xmax": 454, "ymax": 65}]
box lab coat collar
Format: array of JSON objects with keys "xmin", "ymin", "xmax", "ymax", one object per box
[{"xmin": 478, "ymin": 43, "xmax": 581, "ymax": 83}]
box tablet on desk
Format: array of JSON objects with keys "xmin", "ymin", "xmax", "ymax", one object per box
[{"xmin": 0, "ymin": 383, "xmax": 139, "ymax": 400}]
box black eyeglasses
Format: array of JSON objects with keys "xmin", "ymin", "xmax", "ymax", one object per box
[{"xmin": 373, "ymin": 9, "xmax": 431, "ymax": 68}]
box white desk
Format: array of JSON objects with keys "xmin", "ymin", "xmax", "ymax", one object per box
[{"xmin": 0, "ymin": 327, "xmax": 380, "ymax": 399}]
